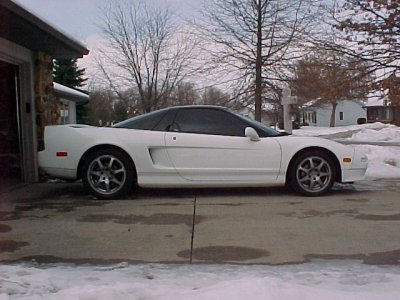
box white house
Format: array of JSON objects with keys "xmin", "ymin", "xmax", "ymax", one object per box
[
  {"xmin": 54, "ymin": 83, "xmax": 89, "ymax": 124},
  {"xmin": 302, "ymin": 100, "xmax": 367, "ymax": 127}
]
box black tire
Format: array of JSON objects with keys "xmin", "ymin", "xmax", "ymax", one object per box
[
  {"xmin": 290, "ymin": 150, "xmax": 336, "ymax": 196},
  {"xmin": 82, "ymin": 148, "xmax": 135, "ymax": 199}
]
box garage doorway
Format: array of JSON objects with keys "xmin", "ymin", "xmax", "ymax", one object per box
[{"xmin": 0, "ymin": 60, "xmax": 22, "ymax": 185}]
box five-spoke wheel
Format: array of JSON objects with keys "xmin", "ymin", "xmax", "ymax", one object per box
[{"xmin": 82, "ymin": 149, "xmax": 135, "ymax": 199}]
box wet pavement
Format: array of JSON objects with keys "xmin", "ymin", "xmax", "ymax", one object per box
[{"xmin": 0, "ymin": 180, "xmax": 400, "ymax": 265}]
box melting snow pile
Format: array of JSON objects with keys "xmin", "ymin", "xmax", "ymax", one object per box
[
  {"xmin": 293, "ymin": 122, "xmax": 389, "ymax": 137},
  {"xmin": 348, "ymin": 125, "xmax": 400, "ymax": 143}
]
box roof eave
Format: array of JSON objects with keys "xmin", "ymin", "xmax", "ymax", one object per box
[{"xmin": 0, "ymin": 0, "xmax": 89, "ymax": 58}]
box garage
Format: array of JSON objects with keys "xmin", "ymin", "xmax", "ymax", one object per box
[{"xmin": 0, "ymin": 0, "xmax": 89, "ymax": 189}]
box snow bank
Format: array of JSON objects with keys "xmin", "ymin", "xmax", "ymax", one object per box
[
  {"xmin": 353, "ymin": 144, "xmax": 400, "ymax": 179},
  {"xmin": 294, "ymin": 122, "xmax": 390, "ymax": 137},
  {"xmin": 348, "ymin": 126, "xmax": 400, "ymax": 143},
  {"xmin": 1, "ymin": 261, "xmax": 400, "ymax": 300}
]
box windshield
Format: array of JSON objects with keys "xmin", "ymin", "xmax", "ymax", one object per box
[{"xmin": 234, "ymin": 112, "xmax": 283, "ymax": 137}]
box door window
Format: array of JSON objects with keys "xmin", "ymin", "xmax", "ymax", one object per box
[{"xmin": 173, "ymin": 108, "xmax": 248, "ymax": 136}]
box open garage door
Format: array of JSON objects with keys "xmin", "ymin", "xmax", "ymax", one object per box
[{"xmin": 0, "ymin": 60, "xmax": 21, "ymax": 185}]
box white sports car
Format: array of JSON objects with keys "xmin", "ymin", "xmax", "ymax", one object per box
[{"xmin": 38, "ymin": 106, "xmax": 368, "ymax": 199}]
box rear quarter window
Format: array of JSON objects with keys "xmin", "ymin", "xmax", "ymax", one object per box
[{"xmin": 113, "ymin": 109, "xmax": 169, "ymax": 130}]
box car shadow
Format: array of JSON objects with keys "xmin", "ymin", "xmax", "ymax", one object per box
[{"xmin": 129, "ymin": 186, "xmax": 290, "ymax": 199}]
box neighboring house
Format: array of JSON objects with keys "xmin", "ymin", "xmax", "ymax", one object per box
[
  {"xmin": 0, "ymin": 0, "xmax": 89, "ymax": 184},
  {"xmin": 364, "ymin": 94, "xmax": 400, "ymax": 125},
  {"xmin": 365, "ymin": 105, "xmax": 393, "ymax": 124},
  {"xmin": 302, "ymin": 100, "xmax": 367, "ymax": 127},
  {"xmin": 54, "ymin": 83, "xmax": 89, "ymax": 124}
]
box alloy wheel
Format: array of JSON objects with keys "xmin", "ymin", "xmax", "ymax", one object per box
[
  {"xmin": 87, "ymin": 154, "xmax": 127, "ymax": 196},
  {"xmin": 295, "ymin": 156, "xmax": 332, "ymax": 193}
]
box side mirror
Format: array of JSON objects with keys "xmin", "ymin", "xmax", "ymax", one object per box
[{"xmin": 245, "ymin": 127, "xmax": 260, "ymax": 142}]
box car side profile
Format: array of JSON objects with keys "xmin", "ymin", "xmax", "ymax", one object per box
[{"xmin": 38, "ymin": 106, "xmax": 368, "ymax": 199}]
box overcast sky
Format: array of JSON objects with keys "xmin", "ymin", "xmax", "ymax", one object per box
[
  {"xmin": 12, "ymin": 0, "xmax": 209, "ymax": 85},
  {"xmin": 14, "ymin": 0, "xmax": 204, "ymax": 42}
]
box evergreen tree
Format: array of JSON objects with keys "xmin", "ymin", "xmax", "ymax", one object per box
[
  {"xmin": 53, "ymin": 58, "xmax": 89, "ymax": 124},
  {"xmin": 53, "ymin": 59, "xmax": 87, "ymax": 88}
]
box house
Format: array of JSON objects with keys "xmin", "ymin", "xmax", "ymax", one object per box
[
  {"xmin": 365, "ymin": 105, "xmax": 393, "ymax": 124},
  {"xmin": 54, "ymin": 83, "xmax": 89, "ymax": 124},
  {"xmin": 0, "ymin": 0, "xmax": 89, "ymax": 186},
  {"xmin": 302, "ymin": 100, "xmax": 367, "ymax": 127},
  {"xmin": 364, "ymin": 91, "xmax": 400, "ymax": 126}
]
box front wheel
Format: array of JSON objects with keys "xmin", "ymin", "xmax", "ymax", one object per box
[
  {"xmin": 290, "ymin": 151, "xmax": 336, "ymax": 196},
  {"xmin": 82, "ymin": 149, "xmax": 135, "ymax": 199}
]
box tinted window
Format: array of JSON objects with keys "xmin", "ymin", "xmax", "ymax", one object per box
[
  {"xmin": 173, "ymin": 108, "xmax": 248, "ymax": 136},
  {"xmin": 113, "ymin": 109, "xmax": 169, "ymax": 130},
  {"xmin": 234, "ymin": 113, "xmax": 282, "ymax": 137},
  {"xmin": 153, "ymin": 109, "xmax": 177, "ymax": 131}
]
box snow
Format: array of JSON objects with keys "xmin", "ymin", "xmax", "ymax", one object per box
[
  {"xmin": 1, "ymin": 122, "xmax": 400, "ymax": 299},
  {"xmin": 293, "ymin": 122, "xmax": 390, "ymax": 137},
  {"xmin": 365, "ymin": 90, "xmax": 387, "ymax": 107},
  {"xmin": 1, "ymin": 261, "xmax": 400, "ymax": 300},
  {"xmin": 348, "ymin": 126, "xmax": 400, "ymax": 143},
  {"xmin": 53, "ymin": 83, "xmax": 89, "ymax": 101},
  {"xmin": 353, "ymin": 144, "xmax": 400, "ymax": 178}
]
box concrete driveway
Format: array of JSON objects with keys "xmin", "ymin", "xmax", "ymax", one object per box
[{"xmin": 1, "ymin": 180, "xmax": 400, "ymax": 265}]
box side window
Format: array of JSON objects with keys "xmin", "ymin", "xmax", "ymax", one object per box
[{"xmin": 174, "ymin": 108, "xmax": 248, "ymax": 136}]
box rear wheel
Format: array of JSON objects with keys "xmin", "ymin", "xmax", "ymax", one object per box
[
  {"xmin": 82, "ymin": 149, "xmax": 135, "ymax": 199},
  {"xmin": 290, "ymin": 151, "xmax": 336, "ymax": 196}
]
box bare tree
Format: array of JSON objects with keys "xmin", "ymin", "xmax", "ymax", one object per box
[
  {"xmin": 198, "ymin": 0, "xmax": 321, "ymax": 121},
  {"xmin": 88, "ymin": 90, "xmax": 114, "ymax": 126},
  {"xmin": 336, "ymin": 1, "xmax": 400, "ymax": 78},
  {"xmin": 201, "ymin": 86, "xmax": 231, "ymax": 106},
  {"xmin": 97, "ymin": 0, "xmax": 198, "ymax": 114},
  {"xmin": 168, "ymin": 82, "xmax": 199, "ymax": 106},
  {"xmin": 308, "ymin": 0, "xmax": 400, "ymax": 95},
  {"xmin": 291, "ymin": 51, "xmax": 370, "ymax": 126}
]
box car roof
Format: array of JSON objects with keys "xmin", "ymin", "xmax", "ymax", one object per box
[{"xmin": 171, "ymin": 105, "xmax": 227, "ymax": 110}]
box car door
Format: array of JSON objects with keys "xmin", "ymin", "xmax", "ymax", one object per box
[{"xmin": 164, "ymin": 107, "xmax": 282, "ymax": 182}]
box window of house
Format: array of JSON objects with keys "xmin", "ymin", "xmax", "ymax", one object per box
[
  {"xmin": 61, "ymin": 101, "xmax": 69, "ymax": 124},
  {"xmin": 340, "ymin": 112, "xmax": 344, "ymax": 121}
]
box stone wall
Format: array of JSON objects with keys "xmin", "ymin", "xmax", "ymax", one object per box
[{"xmin": 34, "ymin": 52, "xmax": 60, "ymax": 151}]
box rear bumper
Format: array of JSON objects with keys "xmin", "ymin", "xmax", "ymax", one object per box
[
  {"xmin": 38, "ymin": 149, "xmax": 79, "ymax": 180},
  {"xmin": 39, "ymin": 166, "xmax": 77, "ymax": 180}
]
